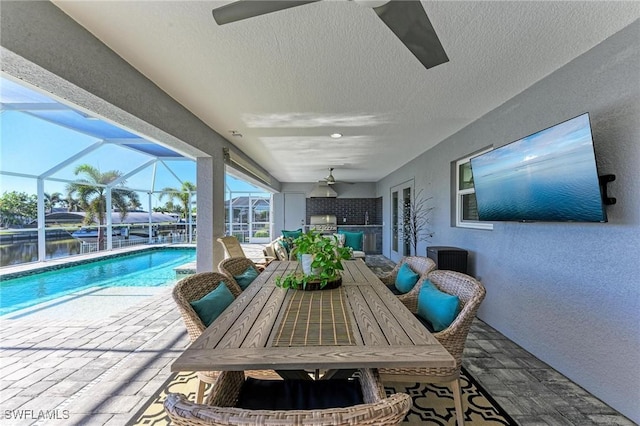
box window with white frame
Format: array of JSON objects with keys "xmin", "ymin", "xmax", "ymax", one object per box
[{"xmin": 455, "ymin": 149, "xmax": 493, "ymax": 230}]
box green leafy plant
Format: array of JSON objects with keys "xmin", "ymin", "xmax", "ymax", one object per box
[
  {"xmin": 276, "ymin": 230, "xmax": 351, "ymax": 290},
  {"xmin": 254, "ymin": 229, "xmax": 269, "ymax": 238}
]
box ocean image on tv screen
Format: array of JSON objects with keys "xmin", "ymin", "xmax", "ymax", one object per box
[{"xmin": 470, "ymin": 113, "xmax": 606, "ymax": 222}]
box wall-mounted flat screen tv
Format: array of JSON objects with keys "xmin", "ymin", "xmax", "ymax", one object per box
[{"xmin": 470, "ymin": 113, "xmax": 607, "ymax": 222}]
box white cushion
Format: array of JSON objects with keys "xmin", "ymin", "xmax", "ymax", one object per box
[{"xmin": 351, "ymin": 250, "xmax": 366, "ymax": 259}]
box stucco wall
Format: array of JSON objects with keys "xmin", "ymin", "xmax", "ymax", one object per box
[{"xmin": 378, "ymin": 21, "xmax": 640, "ymax": 422}]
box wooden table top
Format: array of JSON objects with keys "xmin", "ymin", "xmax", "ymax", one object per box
[{"xmin": 171, "ymin": 260, "xmax": 455, "ymax": 372}]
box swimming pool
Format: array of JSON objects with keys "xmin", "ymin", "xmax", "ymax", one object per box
[{"xmin": 0, "ymin": 248, "xmax": 195, "ymax": 316}]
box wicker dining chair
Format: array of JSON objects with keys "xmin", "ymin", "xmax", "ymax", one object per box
[
  {"xmin": 379, "ymin": 256, "xmax": 436, "ymax": 305},
  {"xmin": 172, "ymin": 272, "xmax": 278, "ymax": 404},
  {"xmin": 263, "ymin": 242, "xmax": 277, "ymax": 263},
  {"xmin": 379, "ymin": 270, "xmax": 486, "ymax": 426},
  {"xmin": 218, "ymin": 257, "xmax": 261, "ymax": 291},
  {"xmin": 274, "ymin": 240, "xmax": 293, "ymax": 261},
  {"xmin": 217, "ymin": 236, "xmax": 274, "ymax": 270},
  {"xmin": 164, "ymin": 368, "xmax": 411, "ymax": 426}
]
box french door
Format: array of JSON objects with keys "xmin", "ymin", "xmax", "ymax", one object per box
[
  {"xmin": 283, "ymin": 193, "xmax": 306, "ymax": 232},
  {"xmin": 390, "ymin": 180, "xmax": 413, "ymax": 263}
]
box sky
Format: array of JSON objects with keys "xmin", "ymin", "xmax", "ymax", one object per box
[{"xmin": 0, "ymin": 110, "xmax": 269, "ymax": 208}]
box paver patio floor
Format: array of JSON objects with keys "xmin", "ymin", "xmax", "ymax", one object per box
[
  {"xmin": 1, "ymin": 283, "xmax": 186, "ymax": 426},
  {"xmin": 0, "ymin": 246, "xmax": 633, "ymax": 425}
]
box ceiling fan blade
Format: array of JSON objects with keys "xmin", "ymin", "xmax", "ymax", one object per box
[
  {"xmin": 373, "ymin": 1, "xmax": 449, "ymax": 69},
  {"xmin": 213, "ymin": 1, "xmax": 321, "ymax": 25}
]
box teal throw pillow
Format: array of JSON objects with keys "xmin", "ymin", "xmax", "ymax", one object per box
[
  {"xmin": 416, "ymin": 280, "xmax": 461, "ymax": 332},
  {"xmin": 338, "ymin": 231, "xmax": 363, "ymax": 251},
  {"xmin": 281, "ymin": 229, "xmax": 302, "ymax": 251},
  {"xmin": 189, "ymin": 282, "xmax": 234, "ymax": 327},
  {"xmin": 282, "ymin": 229, "xmax": 303, "ymax": 240},
  {"xmin": 233, "ymin": 266, "xmax": 259, "ymax": 290},
  {"xmin": 395, "ymin": 263, "xmax": 420, "ymax": 294}
]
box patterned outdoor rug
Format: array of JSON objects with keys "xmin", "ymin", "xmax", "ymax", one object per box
[
  {"xmin": 128, "ymin": 368, "xmax": 516, "ymax": 425},
  {"xmin": 365, "ymin": 254, "xmax": 397, "ymax": 278}
]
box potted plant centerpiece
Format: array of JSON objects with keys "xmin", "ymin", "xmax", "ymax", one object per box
[{"xmin": 275, "ymin": 230, "xmax": 352, "ymax": 290}]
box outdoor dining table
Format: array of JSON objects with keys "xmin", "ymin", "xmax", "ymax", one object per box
[{"xmin": 171, "ymin": 260, "xmax": 455, "ymax": 377}]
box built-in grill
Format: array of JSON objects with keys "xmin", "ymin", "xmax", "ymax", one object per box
[{"xmin": 309, "ymin": 215, "xmax": 337, "ymax": 234}]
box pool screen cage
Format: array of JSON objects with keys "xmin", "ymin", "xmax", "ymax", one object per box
[
  {"xmin": 0, "ymin": 76, "xmax": 272, "ymax": 267},
  {"xmin": 224, "ymin": 191, "xmax": 272, "ymax": 244}
]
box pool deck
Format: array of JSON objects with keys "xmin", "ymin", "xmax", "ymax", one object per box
[
  {"xmin": 0, "ymin": 243, "xmax": 270, "ymax": 426},
  {"xmin": 0, "ymin": 245, "xmax": 632, "ymax": 425},
  {"xmin": 1, "ymin": 284, "xmax": 186, "ymax": 425},
  {"xmin": 0, "ymin": 244, "xmax": 201, "ymax": 425}
]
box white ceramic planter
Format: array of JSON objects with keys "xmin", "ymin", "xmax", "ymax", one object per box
[{"xmin": 300, "ymin": 253, "xmax": 320, "ymax": 276}]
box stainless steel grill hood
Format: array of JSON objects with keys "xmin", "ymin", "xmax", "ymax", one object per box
[{"xmin": 309, "ymin": 182, "xmax": 337, "ymax": 198}]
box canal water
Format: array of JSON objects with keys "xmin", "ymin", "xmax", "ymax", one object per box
[
  {"xmin": 0, "ymin": 235, "xmax": 191, "ymax": 268},
  {"xmin": 0, "ymin": 239, "xmax": 83, "ymax": 268}
]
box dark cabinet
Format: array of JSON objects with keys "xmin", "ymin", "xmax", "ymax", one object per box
[{"xmin": 426, "ymin": 246, "xmax": 468, "ymax": 274}]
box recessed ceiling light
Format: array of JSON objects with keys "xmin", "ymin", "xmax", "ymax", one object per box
[{"xmin": 330, "ymin": 133, "xmax": 343, "ymax": 139}]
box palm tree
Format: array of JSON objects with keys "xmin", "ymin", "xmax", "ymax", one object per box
[
  {"xmin": 158, "ymin": 181, "xmax": 196, "ymax": 220},
  {"xmin": 126, "ymin": 196, "xmax": 143, "ymax": 212},
  {"xmin": 44, "ymin": 192, "xmax": 63, "ymax": 213},
  {"xmin": 66, "ymin": 164, "xmax": 140, "ymax": 246},
  {"xmin": 153, "ymin": 201, "xmax": 183, "ymax": 215}
]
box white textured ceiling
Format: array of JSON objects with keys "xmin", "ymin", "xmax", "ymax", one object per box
[{"xmin": 52, "ymin": 1, "xmax": 640, "ymax": 185}]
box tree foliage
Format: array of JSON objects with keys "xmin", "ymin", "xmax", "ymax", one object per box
[
  {"xmin": 44, "ymin": 192, "xmax": 64, "ymax": 213},
  {"xmin": 1, "ymin": 166, "xmax": 143, "ymax": 232},
  {"xmin": 153, "ymin": 201, "xmax": 184, "ymax": 215},
  {"xmin": 0, "ymin": 191, "xmax": 37, "ymax": 227},
  {"xmin": 65, "ymin": 165, "xmax": 140, "ymax": 243},
  {"xmin": 158, "ymin": 181, "xmax": 196, "ymax": 219}
]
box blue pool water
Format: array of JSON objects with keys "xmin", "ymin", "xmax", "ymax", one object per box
[{"xmin": 0, "ymin": 248, "xmax": 195, "ymax": 316}]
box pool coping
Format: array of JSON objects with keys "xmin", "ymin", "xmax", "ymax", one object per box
[{"xmin": 0, "ymin": 244, "xmax": 195, "ymax": 280}]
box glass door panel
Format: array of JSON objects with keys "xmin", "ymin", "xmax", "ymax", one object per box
[{"xmin": 390, "ymin": 180, "xmax": 414, "ymax": 262}]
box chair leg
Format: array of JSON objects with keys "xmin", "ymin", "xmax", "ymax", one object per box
[
  {"xmin": 451, "ymin": 378, "xmax": 464, "ymax": 425},
  {"xmin": 196, "ymin": 379, "xmax": 207, "ymax": 404}
]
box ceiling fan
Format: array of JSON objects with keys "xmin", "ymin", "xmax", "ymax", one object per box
[
  {"xmin": 212, "ymin": 0, "xmax": 449, "ymax": 70},
  {"xmin": 321, "ymin": 168, "xmax": 354, "ymax": 185}
]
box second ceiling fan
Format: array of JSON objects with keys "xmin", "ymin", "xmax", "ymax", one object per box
[
  {"xmin": 321, "ymin": 168, "xmax": 353, "ymax": 185},
  {"xmin": 212, "ymin": 0, "xmax": 449, "ymax": 70}
]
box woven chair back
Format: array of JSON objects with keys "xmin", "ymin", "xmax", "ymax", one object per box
[
  {"xmin": 217, "ymin": 236, "xmax": 246, "ymax": 259},
  {"xmin": 164, "ymin": 369, "xmax": 411, "ymax": 426},
  {"xmin": 172, "ymin": 272, "xmax": 241, "ymax": 343},
  {"xmin": 381, "ymin": 269, "xmax": 485, "ymax": 381},
  {"xmin": 403, "ymin": 256, "xmax": 436, "ymax": 276},
  {"xmin": 218, "ymin": 257, "xmax": 260, "ymax": 290}
]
